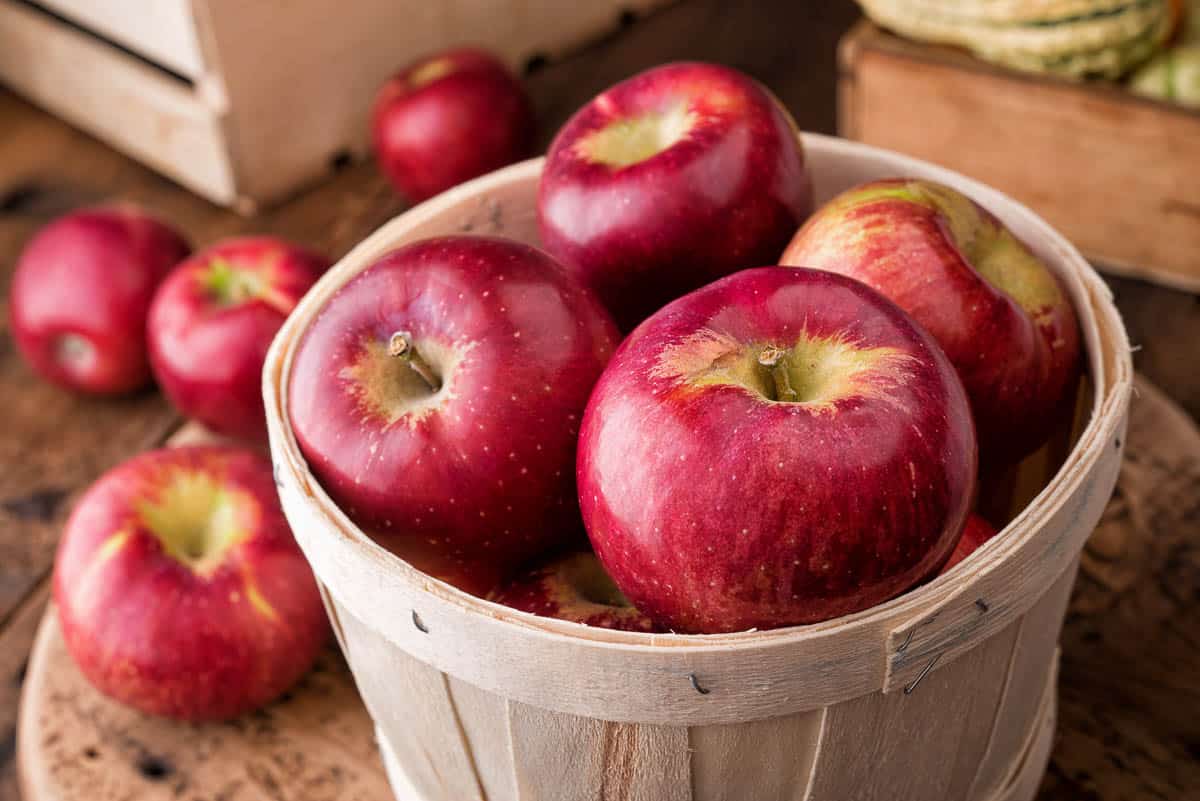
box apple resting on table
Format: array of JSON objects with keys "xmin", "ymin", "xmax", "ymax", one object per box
[
  {"xmin": 539, "ymin": 61, "xmax": 813, "ymax": 330},
  {"xmin": 578, "ymin": 267, "xmax": 977, "ymax": 634},
  {"xmin": 9, "ymin": 206, "xmax": 190, "ymax": 395},
  {"xmin": 148, "ymin": 237, "xmax": 329, "ymax": 442},
  {"xmin": 372, "ymin": 47, "xmax": 535, "ymax": 203},
  {"xmin": 490, "ymin": 551, "xmax": 660, "ymax": 633},
  {"xmin": 781, "ymin": 178, "xmax": 1081, "ymax": 465},
  {"xmin": 53, "ymin": 446, "xmax": 328, "ymax": 721},
  {"xmin": 287, "ymin": 235, "xmax": 620, "ymax": 588}
]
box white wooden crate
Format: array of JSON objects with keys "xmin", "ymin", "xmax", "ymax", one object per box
[{"xmin": 0, "ymin": 0, "xmax": 669, "ymax": 212}]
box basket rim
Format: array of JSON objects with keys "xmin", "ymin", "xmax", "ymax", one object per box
[{"xmin": 263, "ymin": 133, "xmax": 1132, "ymax": 722}]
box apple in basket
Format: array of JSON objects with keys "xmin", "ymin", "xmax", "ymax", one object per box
[
  {"xmin": 538, "ymin": 61, "xmax": 813, "ymax": 331},
  {"xmin": 53, "ymin": 446, "xmax": 328, "ymax": 720},
  {"xmin": 490, "ymin": 551, "xmax": 661, "ymax": 633},
  {"xmin": 9, "ymin": 206, "xmax": 190, "ymax": 395},
  {"xmin": 287, "ymin": 235, "xmax": 619, "ymax": 586},
  {"xmin": 781, "ymin": 178, "xmax": 1081, "ymax": 465},
  {"xmin": 148, "ymin": 237, "xmax": 329, "ymax": 442},
  {"xmin": 578, "ymin": 267, "xmax": 977, "ymax": 634},
  {"xmin": 372, "ymin": 47, "xmax": 535, "ymax": 203},
  {"xmin": 940, "ymin": 514, "xmax": 998, "ymax": 575}
]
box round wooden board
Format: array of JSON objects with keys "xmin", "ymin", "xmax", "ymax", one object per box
[
  {"xmin": 17, "ymin": 619, "xmax": 392, "ymax": 801},
  {"xmin": 17, "ymin": 374, "xmax": 1199, "ymax": 801}
]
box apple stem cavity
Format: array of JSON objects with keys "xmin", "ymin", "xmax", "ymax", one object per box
[
  {"xmin": 578, "ymin": 102, "xmax": 696, "ymax": 169},
  {"xmin": 136, "ymin": 471, "xmax": 251, "ymax": 575},
  {"xmin": 388, "ymin": 331, "xmax": 441, "ymax": 392},
  {"xmin": 205, "ymin": 257, "xmax": 267, "ymax": 307},
  {"xmin": 757, "ymin": 346, "xmax": 799, "ymax": 402}
]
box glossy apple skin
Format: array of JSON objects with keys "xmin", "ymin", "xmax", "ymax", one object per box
[
  {"xmin": 490, "ymin": 551, "xmax": 661, "ymax": 633},
  {"xmin": 539, "ymin": 61, "xmax": 813, "ymax": 331},
  {"xmin": 372, "ymin": 48, "xmax": 535, "ymax": 203},
  {"xmin": 781, "ymin": 178, "xmax": 1081, "ymax": 465},
  {"xmin": 53, "ymin": 446, "xmax": 329, "ymax": 721},
  {"xmin": 939, "ymin": 514, "xmax": 998, "ymax": 575},
  {"xmin": 148, "ymin": 237, "xmax": 327, "ymax": 442},
  {"xmin": 9, "ymin": 207, "xmax": 190, "ymax": 395},
  {"xmin": 288, "ymin": 235, "xmax": 620, "ymax": 583},
  {"xmin": 578, "ymin": 267, "xmax": 977, "ymax": 633}
]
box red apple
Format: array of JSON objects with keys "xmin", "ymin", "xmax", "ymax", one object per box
[
  {"xmin": 372, "ymin": 47, "xmax": 535, "ymax": 203},
  {"xmin": 9, "ymin": 206, "xmax": 190, "ymax": 395},
  {"xmin": 781, "ymin": 178, "xmax": 1081, "ymax": 464},
  {"xmin": 939, "ymin": 514, "xmax": 998, "ymax": 575},
  {"xmin": 578, "ymin": 267, "xmax": 977, "ymax": 634},
  {"xmin": 538, "ymin": 61, "xmax": 813, "ymax": 330},
  {"xmin": 53, "ymin": 445, "xmax": 329, "ymax": 721},
  {"xmin": 490, "ymin": 551, "xmax": 661, "ymax": 633},
  {"xmin": 147, "ymin": 237, "xmax": 328, "ymax": 442},
  {"xmin": 287, "ymin": 235, "xmax": 619, "ymax": 583}
]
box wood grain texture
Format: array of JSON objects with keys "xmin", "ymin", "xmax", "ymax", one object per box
[
  {"xmin": 804, "ymin": 617, "xmax": 1022, "ymax": 801},
  {"xmin": 507, "ymin": 704, "xmax": 691, "ymax": 801},
  {"xmin": 1041, "ymin": 377, "xmax": 1200, "ymax": 800},
  {"xmin": 839, "ymin": 20, "xmax": 1200, "ymax": 293},
  {"xmin": 446, "ymin": 677, "xmax": 517, "ymax": 801},
  {"xmin": 332, "ymin": 602, "xmax": 486, "ymax": 801},
  {"xmin": 969, "ymin": 564, "xmax": 1079, "ymax": 801},
  {"xmin": 688, "ymin": 710, "xmax": 825, "ymax": 801}
]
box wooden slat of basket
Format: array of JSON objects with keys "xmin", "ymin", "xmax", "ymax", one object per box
[
  {"xmin": 688, "ymin": 710, "xmax": 824, "ymax": 801},
  {"xmin": 336, "ymin": 606, "xmax": 486, "ymax": 801},
  {"xmin": 969, "ymin": 563, "xmax": 1078, "ymax": 800}
]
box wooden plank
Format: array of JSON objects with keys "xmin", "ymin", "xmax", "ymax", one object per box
[
  {"xmin": 803, "ymin": 617, "xmax": 1023, "ymax": 801},
  {"xmin": 969, "ymin": 563, "xmax": 1079, "ymax": 800},
  {"xmin": 0, "ymin": 0, "xmax": 235, "ymax": 204},
  {"xmin": 840, "ymin": 21, "xmax": 1200, "ymax": 293},
  {"xmin": 33, "ymin": 0, "xmax": 204, "ymax": 78},
  {"xmin": 333, "ymin": 603, "xmax": 486, "ymax": 801},
  {"xmin": 447, "ymin": 676, "xmax": 519, "ymax": 801},
  {"xmin": 508, "ymin": 703, "xmax": 691, "ymax": 801},
  {"xmin": 688, "ymin": 710, "xmax": 825, "ymax": 801}
]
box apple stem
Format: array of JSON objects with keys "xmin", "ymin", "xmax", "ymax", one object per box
[
  {"xmin": 757, "ymin": 346, "xmax": 798, "ymax": 402},
  {"xmin": 388, "ymin": 331, "xmax": 441, "ymax": 392}
]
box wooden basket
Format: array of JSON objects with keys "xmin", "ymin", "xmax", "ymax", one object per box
[
  {"xmin": 0, "ymin": 0, "xmax": 667, "ymax": 213},
  {"xmin": 262, "ymin": 134, "xmax": 1133, "ymax": 801}
]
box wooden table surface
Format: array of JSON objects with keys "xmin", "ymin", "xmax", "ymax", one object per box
[{"xmin": 1, "ymin": 3, "xmax": 1196, "ymax": 800}]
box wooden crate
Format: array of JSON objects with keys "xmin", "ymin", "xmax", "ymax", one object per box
[
  {"xmin": 839, "ymin": 20, "xmax": 1200, "ymax": 293},
  {"xmin": 0, "ymin": 0, "xmax": 668, "ymax": 213}
]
